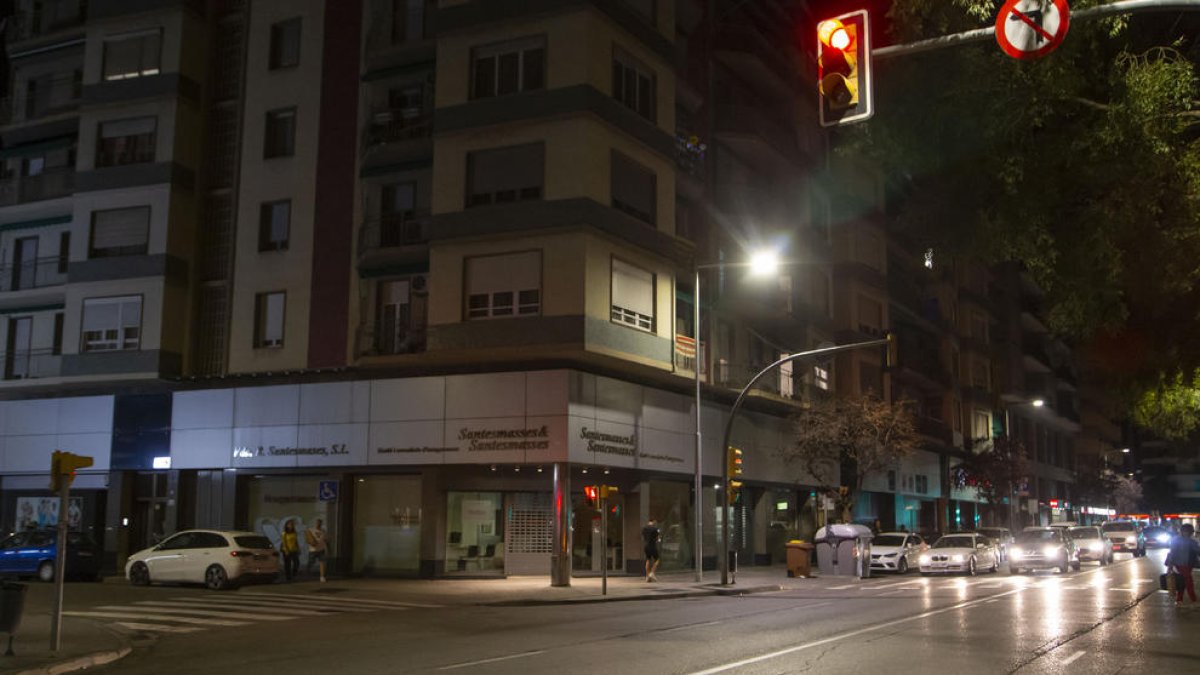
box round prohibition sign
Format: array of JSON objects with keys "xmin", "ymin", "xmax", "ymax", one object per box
[{"xmin": 995, "ymin": 0, "xmax": 1071, "ymax": 60}]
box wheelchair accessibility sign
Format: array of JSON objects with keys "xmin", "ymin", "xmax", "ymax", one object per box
[{"xmin": 318, "ymin": 481, "xmax": 339, "ymax": 502}]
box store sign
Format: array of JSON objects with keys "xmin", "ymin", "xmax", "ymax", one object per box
[
  {"xmin": 579, "ymin": 427, "xmax": 637, "ymax": 457},
  {"xmin": 457, "ymin": 425, "xmax": 551, "ymax": 452},
  {"xmin": 233, "ymin": 443, "xmax": 351, "ymax": 459}
]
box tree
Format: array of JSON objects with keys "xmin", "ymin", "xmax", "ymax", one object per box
[
  {"xmin": 1073, "ymin": 463, "xmax": 1118, "ymax": 511},
  {"xmin": 1112, "ymin": 475, "xmax": 1144, "ymax": 515},
  {"xmin": 780, "ymin": 395, "xmax": 921, "ymax": 523},
  {"xmin": 846, "ymin": 2, "xmax": 1200, "ymax": 435},
  {"xmin": 956, "ymin": 436, "xmax": 1032, "ymax": 528}
]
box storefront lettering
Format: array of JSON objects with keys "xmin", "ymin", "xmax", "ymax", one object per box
[
  {"xmin": 580, "ymin": 427, "xmax": 638, "ymax": 457},
  {"xmin": 233, "ymin": 444, "xmax": 350, "ymax": 459},
  {"xmin": 459, "ymin": 425, "xmax": 551, "ymax": 451},
  {"xmin": 376, "ymin": 446, "xmax": 455, "ymax": 454}
]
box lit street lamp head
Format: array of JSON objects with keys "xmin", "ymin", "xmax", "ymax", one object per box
[
  {"xmin": 748, "ymin": 249, "xmax": 781, "ymax": 277},
  {"xmin": 1031, "ymin": 398, "xmax": 1045, "ymax": 407}
]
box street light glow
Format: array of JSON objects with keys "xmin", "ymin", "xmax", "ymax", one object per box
[
  {"xmin": 1031, "ymin": 398, "xmax": 1045, "ymax": 407},
  {"xmin": 748, "ymin": 249, "xmax": 781, "ymax": 277},
  {"xmin": 1122, "ymin": 447, "xmax": 1131, "ymax": 454}
]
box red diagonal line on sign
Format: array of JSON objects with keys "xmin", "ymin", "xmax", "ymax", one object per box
[{"xmin": 1011, "ymin": 8, "xmax": 1056, "ymax": 43}]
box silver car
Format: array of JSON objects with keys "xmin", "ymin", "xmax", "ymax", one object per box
[
  {"xmin": 869, "ymin": 532, "xmax": 927, "ymax": 574},
  {"xmin": 1068, "ymin": 526, "xmax": 1114, "ymax": 565}
]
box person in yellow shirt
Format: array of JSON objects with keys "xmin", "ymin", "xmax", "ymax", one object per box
[{"xmin": 280, "ymin": 519, "xmax": 300, "ymax": 581}]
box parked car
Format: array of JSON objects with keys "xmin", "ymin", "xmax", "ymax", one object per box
[
  {"xmin": 869, "ymin": 532, "xmax": 927, "ymax": 574},
  {"xmin": 125, "ymin": 529, "xmax": 279, "ymax": 591},
  {"xmin": 1101, "ymin": 521, "xmax": 1146, "ymax": 557},
  {"xmin": 1009, "ymin": 527, "xmax": 1080, "ymax": 574},
  {"xmin": 0, "ymin": 530, "xmax": 100, "ymax": 582},
  {"xmin": 1142, "ymin": 526, "xmax": 1173, "ymax": 549},
  {"xmin": 919, "ymin": 533, "xmax": 999, "ymax": 576},
  {"xmin": 1068, "ymin": 526, "xmax": 1114, "ymax": 565},
  {"xmin": 976, "ymin": 527, "xmax": 1014, "ymax": 562}
]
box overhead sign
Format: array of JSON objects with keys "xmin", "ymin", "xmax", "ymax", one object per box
[
  {"xmin": 995, "ymin": 0, "xmax": 1070, "ymax": 60},
  {"xmin": 318, "ymin": 480, "xmax": 338, "ymax": 503}
]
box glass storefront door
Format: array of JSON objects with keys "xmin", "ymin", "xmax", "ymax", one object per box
[
  {"xmin": 649, "ymin": 480, "xmax": 693, "ymax": 572},
  {"xmin": 352, "ymin": 475, "xmax": 421, "ymax": 575},
  {"xmin": 445, "ymin": 492, "xmax": 503, "ymax": 576},
  {"xmin": 571, "ymin": 490, "xmax": 624, "ymax": 573},
  {"xmin": 245, "ymin": 475, "xmax": 337, "ymax": 576}
]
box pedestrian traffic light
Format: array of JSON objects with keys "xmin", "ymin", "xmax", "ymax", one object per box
[
  {"xmin": 817, "ymin": 9, "xmax": 872, "ymax": 127},
  {"xmin": 584, "ymin": 485, "xmax": 598, "ymax": 507},
  {"xmin": 50, "ymin": 450, "xmax": 94, "ymax": 492}
]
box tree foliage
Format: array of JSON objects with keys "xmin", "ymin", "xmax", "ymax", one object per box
[
  {"xmin": 848, "ymin": 1, "xmax": 1200, "ymax": 435},
  {"xmin": 780, "ymin": 394, "xmax": 921, "ymax": 522},
  {"xmin": 1112, "ymin": 474, "xmax": 1144, "ymax": 514},
  {"xmin": 957, "ymin": 436, "xmax": 1032, "ymax": 524}
]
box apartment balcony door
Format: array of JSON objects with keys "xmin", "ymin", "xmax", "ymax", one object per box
[
  {"xmin": 12, "ymin": 236, "xmax": 38, "ymax": 290},
  {"xmin": 5, "ymin": 317, "xmax": 31, "ymax": 379}
]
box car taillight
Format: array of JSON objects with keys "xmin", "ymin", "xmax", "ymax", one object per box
[{"xmin": 230, "ymin": 550, "xmax": 253, "ymax": 557}]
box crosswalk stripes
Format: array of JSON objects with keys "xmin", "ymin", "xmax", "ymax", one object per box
[{"xmin": 70, "ymin": 592, "xmax": 436, "ymax": 637}]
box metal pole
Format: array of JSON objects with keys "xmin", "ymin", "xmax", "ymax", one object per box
[
  {"xmin": 601, "ymin": 492, "xmax": 608, "ymax": 595},
  {"xmin": 693, "ymin": 268, "xmax": 703, "ymax": 582},
  {"xmin": 550, "ymin": 463, "xmax": 571, "ymax": 587},
  {"xmin": 719, "ymin": 337, "xmax": 891, "ymax": 584},
  {"xmin": 703, "ymin": 0, "xmax": 718, "ymax": 583},
  {"xmin": 50, "ymin": 480, "xmax": 68, "ymax": 651}
]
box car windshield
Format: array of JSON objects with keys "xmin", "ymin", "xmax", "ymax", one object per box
[
  {"xmin": 1102, "ymin": 523, "xmax": 1136, "ymax": 533},
  {"xmin": 874, "ymin": 535, "xmax": 906, "ymax": 546},
  {"xmin": 234, "ymin": 535, "xmax": 274, "ymax": 549},
  {"xmin": 1144, "ymin": 527, "xmax": 1169, "ymax": 538},
  {"xmin": 1017, "ymin": 531, "xmax": 1060, "ymax": 543},
  {"xmin": 977, "ymin": 529, "xmax": 1005, "ymax": 538},
  {"xmin": 934, "ymin": 536, "xmax": 975, "ymax": 549},
  {"xmin": 1069, "ymin": 527, "xmax": 1100, "ymax": 540}
]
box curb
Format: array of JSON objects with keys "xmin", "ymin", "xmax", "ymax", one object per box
[
  {"xmin": 16, "ymin": 646, "xmax": 132, "ymax": 675},
  {"xmin": 481, "ymin": 583, "xmax": 784, "ymax": 606}
]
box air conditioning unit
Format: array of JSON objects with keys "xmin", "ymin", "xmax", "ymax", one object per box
[{"xmin": 411, "ymin": 275, "xmax": 427, "ymax": 293}]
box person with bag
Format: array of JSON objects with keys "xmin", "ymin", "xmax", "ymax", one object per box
[
  {"xmin": 305, "ymin": 518, "xmax": 328, "ymax": 582},
  {"xmin": 1164, "ymin": 523, "xmax": 1199, "ymax": 605},
  {"xmin": 280, "ymin": 519, "xmax": 301, "ymax": 582}
]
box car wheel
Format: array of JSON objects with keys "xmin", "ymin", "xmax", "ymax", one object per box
[
  {"xmin": 1058, "ymin": 555, "xmax": 1068, "ymax": 574},
  {"xmin": 968, "ymin": 557, "xmax": 977, "ymax": 576},
  {"xmin": 991, "ymin": 557, "xmax": 999, "ymax": 573},
  {"xmin": 129, "ymin": 562, "xmax": 151, "ymax": 586},
  {"xmin": 898, "ymin": 558, "xmax": 909, "ymax": 574},
  {"xmin": 37, "ymin": 561, "xmax": 55, "ymax": 583},
  {"xmin": 1072, "ymin": 559, "xmax": 1081, "ymax": 571},
  {"xmin": 205, "ymin": 564, "xmax": 229, "ymax": 591},
  {"xmin": 1099, "ymin": 555, "xmax": 1106, "ymax": 566}
]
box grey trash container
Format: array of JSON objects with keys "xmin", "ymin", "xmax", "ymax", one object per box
[
  {"xmin": 1, "ymin": 582, "xmax": 28, "ymax": 656},
  {"xmin": 814, "ymin": 524, "xmax": 874, "ymax": 577}
]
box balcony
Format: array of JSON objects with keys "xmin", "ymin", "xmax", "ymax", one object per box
[
  {"xmin": 0, "ymin": 89, "xmax": 81, "ymax": 126},
  {"xmin": 2, "ymin": 348, "xmax": 62, "ymax": 380},
  {"xmin": 356, "ymin": 321, "xmax": 426, "ymax": 357},
  {"xmin": 0, "ymin": 255, "xmax": 68, "ymax": 293},
  {"xmin": 363, "ymin": 109, "xmax": 432, "ymax": 147},
  {"xmin": 358, "ymin": 211, "xmax": 431, "ymax": 270},
  {"xmin": 0, "ymin": 169, "xmax": 75, "ymax": 206},
  {"xmin": 8, "ymin": 0, "xmax": 86, "ymax": 42}
]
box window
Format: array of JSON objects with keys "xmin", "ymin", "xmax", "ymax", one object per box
[
  {"xmin": 814, "ymin": 364, "xmax": 830, "ymax": 390},
  {"xmin": 102, "ymin": 30, "xmax": 162, "ymax": 80},
  {"xmin": 858, "ymin": 295, "xmax": 883, "ymax": 334},
  {"xmin": 97, "ymin": 117, "xmax": 156, "ymax": 166},
  {"xmin": 466, "ymin": 143, "xmax": 543, "ymax": 207},
  {"xmin": 612, "ymin": 47, "xmax": 654, "ymax": 120},
  {"xmin": 392, "ymin": 0, "xmax": 427, "ymax": 43},
  {"xmin": 611, "ymin": 152, "xmax": 656, "ymax": 224},
  {"xmin": 269, "ymin": 18, "xmax": 301, "ymax": 69},
  {"xmin": 258, "ymin": 200, "xmax": 291, "ymax": 251},
  {"xmin": 471, "ymin": 36, "xmax": 545, "ymax": 99},
  {"xmin": 57, "ymin": 231, "xmax": 69, "ymax": 274},
  {"xmin": 90, "ymin": 206, "xmax": 149, "ymax": 258},
  {"xmin": 52, "ymin": 312, "xmax": 64, "ymax": 355},
  {"xmin": 254, "ymin": 292, "xmax": 286, "ymax": 348},
  {"xmin": 264, "ymin": 108, "xmax": 296, "ymax": 158},
  {"xmin": 23, "ymin": 69, "xmax": 82, "ymax": 118},
  {"xmin": 970, "ymin": 358, "xmax": 990, "ymax": 389},
  {"xmin": 972, "ymin": 410, "xmax": 991, "ymax": 440},
  {"xmin": 952, "ymin": 397, "xmax": 963, "ymax": 432},
  {"xmin": 812, "ymin": 270, "xmax": 831, "ymax": 317},
  {"xmin": 611, "ymin": 258, "xmax": 654, "ymax": 331},
  {"xmin": 81, "ymin": 296, "xmax": 141, "ymax": 352},
  {"xmin": 465, "ymin": 251, "xmax": 540, "ymax": 320}
]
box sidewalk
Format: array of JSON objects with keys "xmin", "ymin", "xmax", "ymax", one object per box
[{"xmin": 0, "ymin": 611, "xmax": 129, "ymax": 675}]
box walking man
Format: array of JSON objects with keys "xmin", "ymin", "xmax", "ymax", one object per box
[
  {"xmin": 306, "ymin": 518, "xmax": 329, "ymax": 582},
  {"xmin": 642, "ymin": 518, "xmax": 661, "ymax": 582},
  {"xmin": 1166, "ymin": 523, "xmax": 1200, "ymax": 605}
]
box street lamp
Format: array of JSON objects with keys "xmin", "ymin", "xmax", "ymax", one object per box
[
  {"xmin": 1002, "ymin": 397, "xmax": 1046, "ymax": 529},
  {"xmin": 691, "ymin": 248, "xmax": 780, "ymax": 582}
]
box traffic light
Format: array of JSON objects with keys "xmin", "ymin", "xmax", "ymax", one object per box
[
  {"xmin": 727, "ymin": 446, "xmax": 744, "ymax": 505},
  {"xmin": 599, "ymin": 485, "xmax": 619, "ymax": 499},
  {"xmin": 584, "ymin": 485, "xmax": 598, "ymax": 507},
  {"xmin": 817, "ymin": 9, "xmax": 872, "ymax": 127},
  {"xmin": 50, "ymin": 451, "xmax": 94, "ymax": 492}
]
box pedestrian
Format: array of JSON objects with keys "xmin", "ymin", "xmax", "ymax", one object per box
[
  {"xmin": 1165, "ymin": 523, "xmax": 1200, "ymax": 605},
  {"xmin": 305, "ymin": 518, "xmax": 328, "ymax": 582},
  {"xmin": 872, "ymin": 519, "xmax": 882, "ymax": 534},
  {"xmin": 280, "ymin": 519, "xmax": 300, "ymax": 582},
  {"xmin": 642, "ymin": 518, "xmax": 661, "ymax": 582},
  {"xmin": 899, "ymin": 524, "xmax": 908, "ymax": 533}
]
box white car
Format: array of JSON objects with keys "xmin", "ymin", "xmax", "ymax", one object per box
[
  {"xmin": 869, "ymin": 532, "xmax": 927, "ymax": 574},
  {"xmin": 126, "ymin": 529, "xmax": 280, "ymax": 590},
  {"xmin": 1068, "ymin": 526, "xmax": 1114, "ymax": 565},
  {"xmin": 919, "ymin": 533, "xmax": 999, "ymax": 576}
]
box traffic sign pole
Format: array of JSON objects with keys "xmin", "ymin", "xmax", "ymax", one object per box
[{"xmin": 50, "ymin": 479, "xmax": 69, "ymax": 652}]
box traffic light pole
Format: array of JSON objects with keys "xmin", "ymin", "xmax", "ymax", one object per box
[
  {"xmin": 718, "ymin": 336, "xmax": 893, "ymax": 585},
  {"xmin": 49, "ymin": 479, "xmax": 69, "ymax": 651}
]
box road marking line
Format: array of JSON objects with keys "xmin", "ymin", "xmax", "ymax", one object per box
[
  {"xmin": 870, "ymin": 580, "xmax": 916, "ymax": 590},
  {"xmin": 113, "ymin": 622, "xmax": 203, "ymax": 634},
  {"xmin": 174, "ymin": 596, "xmax": 375, "ymax": 612},
  {"xmin": 827, "ymin": 584, "xmax": 856, "ymax": 590},
  {"xmin": 123, "ymin": 602, "xmax": 295, "ymax": 620},
  {"xmin": 438, "ymin": 650, "xmax": 546, "ymax": 671},
  {"xmin": 663, "ymin": 620, "xmax": 722, "ymax": 633},
  {"xmin": 1061, "ymin": 651, "xmax": 1085, "ymax": 665},
  {"xmin": 232, "ymin": 591, "xmax": 437, "ymax": 608},
  {"xmin": 984, "ymin": 599, "xmax": 1001, "ymax": 604},
  {"xmin": 63, "ymin": 611, "xmax": 249, "ymax": 627},
  {"xmin": 166, "ymin": 598, "xmax": 329, "ymax": 615}
]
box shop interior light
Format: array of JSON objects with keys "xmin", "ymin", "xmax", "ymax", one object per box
[
  {"xmin": 582, "ymin": 467, "xmax": 589, "ymax": 474},
  {"xmin": 514, "ymin": 466, "xmax": 521, "ymax": 472},
  {"xmin": 603, "ymin": 468, "xmax": 610, "ymax": 475},
  {"xmin": 490, "ymin": 465, "xmax": 497, "ymax": 472},
  {"xmin": 537, "ymin": 466, "xmax": 544, "ymax": 473}
]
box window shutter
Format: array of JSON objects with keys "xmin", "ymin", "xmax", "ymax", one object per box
[
  {"xmin": 468, "ymin": 144, "xmax": 543, "ymax": 195},
  {"xmin": 612, "ymin": 259, "xmax": 653, "ymax": 317},
  {"xmin": 101, "ymin": 117, "xmax": 155, "ymax": 138},
  {"xmin": 264, "ymin": 293, "xmax": 285, "ymax": 343},
  {"xmin": 91, "ymin": 207, "xmax": 149, "ymax": 251}
]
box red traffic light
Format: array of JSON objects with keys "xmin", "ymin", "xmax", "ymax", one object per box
[
  {"xmin": 818, "ymin": 19, "xmax": 852, "ymax": 51},
  {"xmin": 584, "ymin": 485, "xmax": 598, "ymax": 504}
]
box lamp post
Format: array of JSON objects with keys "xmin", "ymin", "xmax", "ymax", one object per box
[
  {"xmin": 691, "ymin": 250, "xmax": 779, "ymax": 582},
  {"xmin": 1002, "ymin": 397, "xmax": 1044, "ymax": 530}
]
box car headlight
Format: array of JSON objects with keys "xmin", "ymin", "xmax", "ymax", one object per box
[
  {"xmin": 1043, "ymin": 545, "xmax": 1061, "ymax": 557},
  {"xmin": 1156, "ymin": 533, "xmax": 1170, "ymax": 544},
  {"xmin": 951, "ymin": 554, "xmax": 965, "ymax": 562},
  {"xmin": 1010, "ymin": 547, "xmax": 1024, "ymax": 559},
  {"xmin": 919, "ymin": 555, "xmax": 931, "ymax": 565}
]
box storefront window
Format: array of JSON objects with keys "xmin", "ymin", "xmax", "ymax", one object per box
[
  {"xmin": 445, "ymin": 492, "xmax": 503, "ymax": 575},
  {"xmin": 353, "ymin": 475, "xmax": 421, "ymax": 575},
  {"xmin": 246, "ymin": 476, "xmax": 336, "ymax": 570},
  {"xmin": 572, "ymin": 491, "xmax": 624, "ymax": 572},
  {"xmin": 648, "ymin": 480, "xmax": 693, "ymax": 572}
]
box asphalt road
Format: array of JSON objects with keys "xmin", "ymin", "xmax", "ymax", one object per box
[{"xmin": 48, "ymin": 551, "xmax": 1197, "ymax": 674}]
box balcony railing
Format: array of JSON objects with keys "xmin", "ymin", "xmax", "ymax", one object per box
[
  {"xmin": 363, "ymin": 110, "xmax": 432, "ymax": 146},
  {"xmin": 0, "ymin": 169, "xmax": 75, "ymax": 206},
  {"xmin": 358, "ymin": 212, "xmax": 430, "ymax": 254},
  {"xmin": 8, "ymin": 0, "xmax": 87, "ymax": 41},
  {"xmin": 356, "ymin": 321, "xmax": 426, "ymax": 357},
  {"xmin": 2, "ymin": 348, "xmax": 62, "ymax": 380},
  {"xmin": 0, "ymin": 255, "xmax": 69, "ymax": 292}
]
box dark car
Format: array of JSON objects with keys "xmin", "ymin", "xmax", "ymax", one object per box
[
  {"xmin": 1143, "ymin": 526, "xmax": 1173, "ymax": 549},
  {"xmin": 0, "ymin": 530, "xmax": 101, "ymax": 582},
  {"xmin": 1010, "ymin": 527, "xmax": 1080, "ymax": 574}
]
